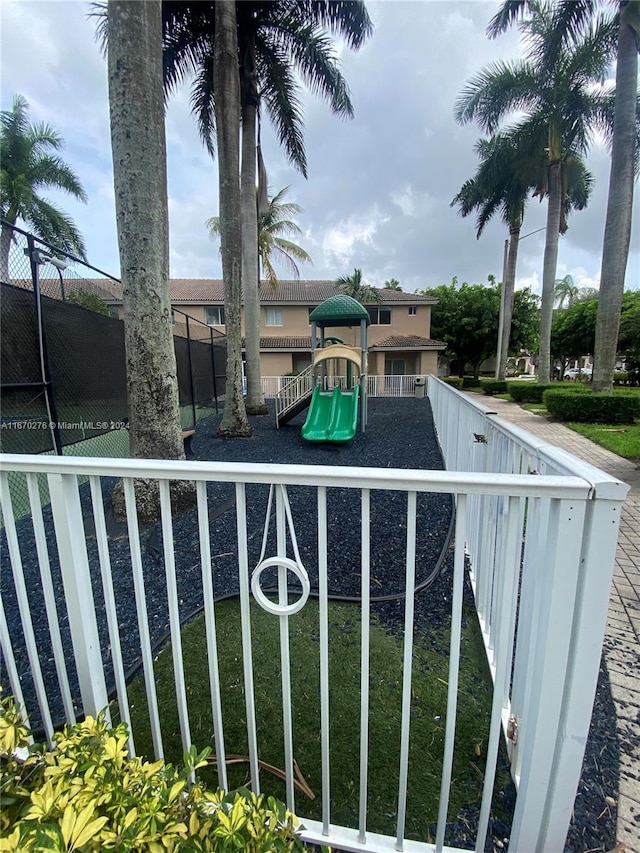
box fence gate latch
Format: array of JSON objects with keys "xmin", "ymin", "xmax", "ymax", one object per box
[
  {"xmin": 473, "ymin": 433, "xmax": 487, "ymax": 444},
  {"xmin": 507, "ymin": 715, "xmax": 519, "ymax": 744}
]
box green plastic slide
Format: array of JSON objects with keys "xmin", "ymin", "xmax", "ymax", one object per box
[{"xmin": 302, "ymin": 385, "xmax": 360, "ymax": 443}]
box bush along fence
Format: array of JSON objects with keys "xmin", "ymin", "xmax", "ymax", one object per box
[{"xmin": 0, "ymin": 220, "xmax": 227, "ymax": 461}]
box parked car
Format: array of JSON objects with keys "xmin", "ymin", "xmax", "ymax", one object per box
[{"xmin": 563, "ymin": 368, "xmax": 592, "ymax": 381}]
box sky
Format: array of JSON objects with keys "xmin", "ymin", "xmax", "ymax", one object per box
[{"xmin": 1, "ymin": 0, "xmax": 638, "ymax": 296}]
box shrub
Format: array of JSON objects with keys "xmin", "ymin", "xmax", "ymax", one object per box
[
  {"xmin": 0, "ymin": 692, "xmax": 311, "ymax": 853},
  {"xmin": 479, "ymin": 379, "xmax": 508, "ymax": 396},
  {"xmin": 462, "ymin": 376, "xmax": 482, "ymax": 389},
  {"xmin": 543, "ymin": 391, "xmax": 640, "ymax": 424},
  {"xmin": 507, "ymin": 382, "xmax": 589, "ymax": 404},
  {"xmin": 441, "ymin": 376, "xmax": 464, "ymax": 389}
]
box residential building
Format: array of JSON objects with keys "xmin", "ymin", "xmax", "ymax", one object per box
[{"xmin": 150, "ymin": 279, "xmax": 446, "ymax": 377}]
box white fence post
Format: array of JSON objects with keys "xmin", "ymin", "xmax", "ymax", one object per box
[{"xmin": 47, "ymin": 472, "xmax": 110, "ymax": 720}]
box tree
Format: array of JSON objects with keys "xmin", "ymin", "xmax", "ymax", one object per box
[
  {"xmin": 107, "ymin": 0, "xmax": 188, "ymax": 517},
  {"xmin": 207, "ymin": 186, "xmax": 312, "ymax": 287},
  {"xmin": 551, "ymin": 297, "xmax": 599, "ymax": 371},
  {"xmin": 162, "ymin": 2, "xmax": 372, "ymax": 415},
  {"xmin": 618, "ymin": 290, "xmax": 640, "ymax": 383},
  {"xmin": 456, "ymin": 3, "xmax": 618, "ymax": 383},
  {"xmin": 422, "ymin": 277, "xmax": 539, "ymax": 378},
  {"xmin": 485, "ymin": 0, "xmax": 640, "ymax": 392},
  {"xmin": 592, "ymin": 2, "xmax": 639, "ymax": 391},
  {"xmin": 454, "ymin": 131, "xmax": 592, "ymax": 379},
  {"xmin": 384, "ymin": 278, "xmax": 402, "ymax": 290},
  {"xmin": 335, "ymin": 268, "xmax": 381, "ymax": 304},
  {"xmin": 554, "ymin": 274, "xmax": 579, "ymax": 309},
  {"xmin": 214, "ymin": 1, "xmax": 251, "ymax": 437},
  {"xmin": 67, "ymin": 289, "xmax": 110, "ymax": 315},
  {"xmin": 0, "ymin": 95, "xmax": 87, "ymax": 283}
]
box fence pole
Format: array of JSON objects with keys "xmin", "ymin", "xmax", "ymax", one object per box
[
  {"xmin": 27, "ymin": 235, "xmax": 63, "ymax": 455},
  {"xmin": 210, "ymin": 327, "xmax": 219, "ymax": 414},
  {"xmin": 185, "ymin": 316, "xmax": 197, "ymax": 427},
  {"xmin": 48, "ymin": 471, "xmax": 110, "ymax": 719}
]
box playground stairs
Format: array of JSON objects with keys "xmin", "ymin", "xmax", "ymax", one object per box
[{"xmin": 275, "ymin": 365, "xmax": 314, "ymax": 428}]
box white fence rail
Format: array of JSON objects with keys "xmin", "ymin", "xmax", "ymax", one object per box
[
  {"xmin": 265, "ymin": 373, "xmax": 423, "ymax": 400},
  {"xmin": 0, "ymin": 379, "xmax": 628, "ymax": 853}
]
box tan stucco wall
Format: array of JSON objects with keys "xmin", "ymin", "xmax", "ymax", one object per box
[
  {"xmin": 171, "ymin": 302, "xmax": 433, "ymax": 342},
  {"xmin": 261, "ymin": 353, "xmax": 295, "ymax": 375}
]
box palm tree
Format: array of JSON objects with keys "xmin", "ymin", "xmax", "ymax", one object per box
[
  {"xmin": 213, "ymin": 0, "xmax": 251, "ymax": 437},
  {"xmin": 592, "ymin": 2, "xmax": 639, "ymax": 391},
  {"xmin": 106, "ymin": 0, "xmax": 187, "ymax": 510},
  {"xmin": 207, "ymin": 185, "xmax": 312, "ymax": 287},
  {"xmin": 0, "ymin": 94, "xmax": 88, "ymax": 283},
  {"xmin": 554, "ymin": 274, "xmax": 580, "ymax": 309},
  {"xmin": 485, "ymin": 0, "xmax": 639, "ymax": 391},
  {"xmin": 384, "ymin": 278, "xmax": 402, "ymax": 290},
  {"xmin": 335, "ymin": 268, "xmax": 381, "ymax": 304},
  {"xmin": 452, "ymin": 131, "xmax": 592, "ymax": 378},
  {"xmin": 456, "ymin": 4, "xmax": 617, "ymax": 382},
  {"xmin": 162, "ymin": 2, "xmax": 372, "ymax": 414}
]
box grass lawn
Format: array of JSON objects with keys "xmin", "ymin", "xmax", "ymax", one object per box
[
  {"xmin": 567, "ymin": 422, "xmax": 640, "ymax": 460},
  {"xmin": 124, "ymin": 598, "xmax": 511, "ymax": 843}
]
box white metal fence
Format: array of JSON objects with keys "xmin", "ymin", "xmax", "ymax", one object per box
[
  {"xmin": 0, "ymin": 378, "xmax": 628, "ymax": 852},
  {"xmin": 265, "ymin": 373, "xmax": 422, "ymax": 400}
]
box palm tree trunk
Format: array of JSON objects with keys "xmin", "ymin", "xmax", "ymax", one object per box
[
  {"xmin": 240, "ymin": 52, "xmax": 268, "ymax": 415},
  {"xmin": 539, "ymin": 160, "xmax": 563, "ymax": 384},
  {"xmin": 498, "ymin": 226, "xmax": 520, "ymax": 379},
  {"xmin": 107, "ymin": 0, "xmax": 183, "ymax": 462},
  {"xmin": 592, "ymin": 6, "xmax": 637, "ymax": 394},
  {"xmin": 214, "ymin": 0, "xmax": 251, "ymax": 437},
  {"xmin": 0, "ymin": 219, "xmax": 14, "ymax": 283}
]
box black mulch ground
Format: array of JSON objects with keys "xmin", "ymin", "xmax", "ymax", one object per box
[{"xmin": 0, "ymin": 397, "xmax": 619, "ymax": 851}]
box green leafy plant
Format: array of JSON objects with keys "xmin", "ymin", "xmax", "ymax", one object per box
[
  {"xmin": 0, "ymin": 691, "xmax": 313, "ymax": 852},
  {"xmin": 480, "ymin": 379, "xmax": 508, "ymax": 396},
  {"xmin": 507, "ymin": 381, "xmax": 589, "ymax": 404},
  {"xmin": 441, "ymin": 376, "xmax": 464, "ymax": 389},
  {"xmin": 543, "ymin": 391, "xmax": 640, "ymax": 425},
  {"xmin": 67, "ymin": 289, "xmax": 111, "ymax": 315}
]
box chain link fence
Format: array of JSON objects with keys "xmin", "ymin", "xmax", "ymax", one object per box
[{"xmin": 1, "ymin": 220, "xmax": 226, "ymax": 518}]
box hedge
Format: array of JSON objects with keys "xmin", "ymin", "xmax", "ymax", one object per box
[
  {"xmin": 507, "ymin": 382, "xmax": 589, "ymax": 404},
  {"xmin": 441, "ymin": 377, "xmax": 464, "ymax": 389},
  {"xmin": 480, "ymin": 379, "xmax": 508, "ymax": 396},
  {"xmin": 462, "ymin": 376, "xmax": 483, "ymax": 389},
  {"xmin": 543, "ymin": 391, "xmax": 640, "ymax": 424}
]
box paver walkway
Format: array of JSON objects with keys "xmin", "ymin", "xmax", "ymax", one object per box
[{"xmin": 469, "ymin": 394, "xmax": 640, "ymax": 851}]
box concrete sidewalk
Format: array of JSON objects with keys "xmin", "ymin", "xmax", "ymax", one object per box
[{"xmin": 471, "ymin": 394, "xmax": 640, "ymax": 851}]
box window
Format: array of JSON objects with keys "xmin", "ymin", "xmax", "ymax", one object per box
[
  {"xmin": 408, "ymin": 306, "xmax": 417, "ymax": 316},
  {"xmin": 170, "ymin": 309, "xmax": 176, "ymax": 325},
  {"xmin": 205, "ymin": 306, "xmax": 225, "ymax": 326},
  {"xmin": 366, "ymin": 307, "xmax": 391, "ymax": 325},
  {"xmin": 265, "ymin": 306, "xmax": 284, "ymax": 326},
  {"xmin": 109, "ymin": 306, "xmax": 120, "ymax": 319}
]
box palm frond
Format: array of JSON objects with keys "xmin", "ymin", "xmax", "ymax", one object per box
[
  {"xmin": 190, "ymin": 54, "xmax": 217, "ymax": 158},
  {"xmin": 257, "ymin": 39, "xmax": 307, "ymax": 176},
  {"xmin": 454, "ymin": 59, "xmax": 539, "ymax": 131},
  {"xmin": 291, "ymin": 1, "xmax": 373, "ymax": 49},
  {"xmin": 29, "ymin": 155, "xmax": 88, "ymax": 202},
  {"xmin": 27, "ymin": 197, "xmax": 87, "ymax": 259}
]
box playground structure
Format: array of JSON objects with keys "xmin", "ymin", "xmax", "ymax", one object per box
[{"xmin": 300, "ymin": 296, "xmax": 370, "ymax": 442}]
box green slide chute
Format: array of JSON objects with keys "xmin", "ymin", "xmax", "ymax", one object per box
[{"xmin": 302, "ymin": 385, "xmax": 360, "ymax": 443}]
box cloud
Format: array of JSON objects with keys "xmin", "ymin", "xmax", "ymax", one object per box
[{"xmin": 1, "ymin": 0, "xmax": 637, "ymax": 293}]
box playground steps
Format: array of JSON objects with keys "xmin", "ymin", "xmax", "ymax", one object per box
[{"xmin": 275, "ymin": 366, "xmax": 314, "ymax": 428}]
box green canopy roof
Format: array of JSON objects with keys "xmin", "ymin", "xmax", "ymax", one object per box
[{"xmin": 309, "ymin": 294, "xmax": 370, "ymax": 327}]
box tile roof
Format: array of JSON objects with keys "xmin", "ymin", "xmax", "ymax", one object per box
[
  {"xmin": 242, "ymin": 337, "xmax": 312, "ymax": 350},
  {"xmin": 370, "ymin": 335, "xmax": 447, "ymax": 350},
  {"xmin": 168, "ymin": 280, "xmax": 438, "ymax": 305},
  {"xmin": 16, "ymin": 277, "xmax": 438, "ymax": 306}
]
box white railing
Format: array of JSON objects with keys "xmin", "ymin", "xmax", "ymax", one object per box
[
  {"xmin": 0, "ymin": 381, "xmax": 628, "ymax": 853},
  {"xmin": 266, "ymin": 373, "xmax": 423, "ymax": 401},
  {"xmin": 273, "ymin": 367, "xmax": 314, "ymax": 425},
  {"xmin": 427, "ymin": 376, "xmax": 628, "ymax": 849}
]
